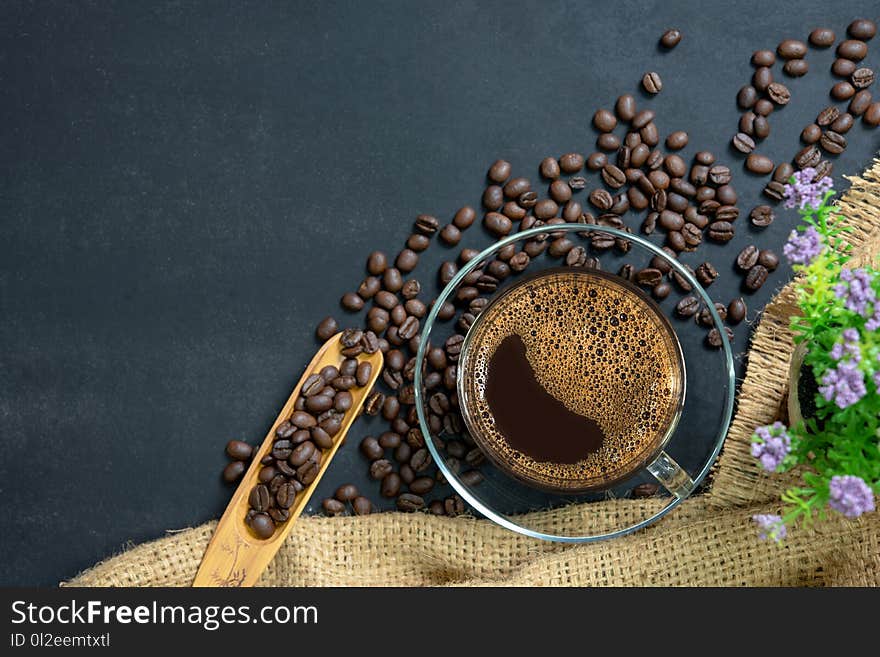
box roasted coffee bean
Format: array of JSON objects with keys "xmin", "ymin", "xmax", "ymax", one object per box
[
  {"xmin": 665, "ymin": 130, "xmax": 688, "ymax": 150},
  {"xmin": 559, "ymin": 152, "xmax": 585, "ymax": 173},
  {"xmin": 396, "ymin": 492, "xmax": 424, "ymax": 512},
  {"xmin": 676, "ymin": 296, "xmax": 700, "ymax": 317},
  {"xmin": 352, "ymin": 496, "xmax": 373, "ymax": 516},
  {"xmin": 358, "ymin": 276, "xmax": 381, "ymax": 300},
  {"xmin": 482, "ymin": 185, "xmax": 503, "ymax": 211},
  {"xmin": 848, "ymin": 18, "xmax": 877, "ymax": 40},
  {"xmin": 321, "ymin": 498, "xmax": 346, "ymax": 516},
  {"xmin": 681, "ymin": 223, "xmax": 702, "ymax": 249},
  {"xmin": 408, "ymin": 448, "xmax": 431, "ymax": 473},
  {"xmin": 767, "ymin": 82, "xmax": 791, "ymax": 105},
  {"xmin": 697, "ymin": 302, "xmax": 727, "ymax": 327},
  {"xmin": 589, "ymin": 188, "xmax": 614, "ymax": 211},
  {"xmin": 360, "ymin": 436, "xmax": 383, "ymax": 461},
  {"xmin": 817, "ymin": 106, "xmax": 840, "ymax": 126},
  {"xmin": 634, "ymin": 267, "xmax": 663, "ymax": 287},
  {"xmin": 309, "ymin": 425, "xmax": 332, "ymax": 449},
  {"xmin": 784, "ymin": 59, "xmax": 809, "ymax": 77},
  {"xmin": 708, "ymin": 165, "xmax": 731, "ymax": 185},
  {"xmin": 533, "ymin": 198, "xmax": 559, "ymax": 220},
  {"xmin": 632, "ymin": 109, "xmax": 655, "ymax": 129},
  {"xmin": 753, "ymin": 66, "xmax": 773, "ymax": 91},
  {"xmin": 268, "ymin": 507, "xmax": 290, "ymax": 524},
  {"xmin": 487, "ymin": 159, "xmax": 512, "ymax": 183},
  {"xmin": 549, "ymin": 179, "xmax": 572, "ymax": 204},
  {"xmin": 671, "ymin": 266, "xmax": 695, "ymax": 292},
  {"xmin": 315, "ymin": 316, "xmax": 339, "ymax": 341},
  {"xmin": 820, "ymin": 130, "xmax": 847, "ymax": 154},
  {"xmin": 614, "ymin": 94, "xmax": 636, "ymax": 122},
  {"xmin": 801, "ymin": 123, "xmax": 822, "ymax": 144},
  {"xmin": 503, "ymin": 176, "xmax": 531, "ymax": 198},
  {"xmin": 739, "ymin": 111, "xmax": 756, "ymax": 135},
  {"xmin": 832, "ymin": 81, "xmax": 856, "ymax": 100},
  {"xmin": 706, "ymin": 326, "xmax": 734, "ymax": 348},
  {"xmin": 370, "ymin": 459, "xmax": 394, "ymax": 481},
  {"xmin": 753, "ymin": 98, "xmax": 773, "ymax": 118},
  {"xmin": 831, "ymin": 112, "xmax": 855, "ymax": 134},
  {"xmin": 716, "ymin": 185, "xmax": 737, "ymax": 205},
  {"xmin": 407, "ymin": 233, "xmax": 430, "ymax": 252},
  {"xmin": 810, "ymin": 27, "xmax": 836, "ymax": 47},
  {"xmin": 395, "ymin": 249, "xmax": 419, "ymax": 274},
  {"xmin": 276, "ymin": 420, "xmax": 298, "ymax": 440},
  {"xmin": 866, "ymin": 102, "xmax": 880, "ymax": 125},
  {"xmin": 409, "ymin": 476, "xmax": 435, "ymax": 495},
  {"xmin": 707, "ymin": 221, "xmax": 734, "ymax": 242},
  {"xmin": 715, "ymin": 205, "xmax": 739, "ymax": 222},
  {"xmin": 795, "ymin": 145, "xmax": 820, "ymax": 169},
  {"xmin": 658, "ymin": 209, "xmax": 684, "ymax": 231},
  {"xmin": 728, "ymin": 298, "xmax": 747, "ymax": 324},
  {"xmin": 745, "ymin": 264, "xmax": 769, "ymax": 290},
  {"xmin": 375, "ymin": 290, "xmax": 398, "ymax": 310},
  {"xmin": 852, "ymin": 67, "xmax": 875, "ymax": 89},
  {"xmin": 763, "ymin": 180, "xmax": 785, "ymax": 200},
  {"xmin": 642, "ymin": 71, "xmax": 662, "ymax": 94},
  {"xmin": 593, "ymin": 109, "xmax": 617, "ymax": 133},
  {"xmin": 751, "ymin": 49, "xmax": 776, "ymax": 67},
  {"xmin": 848, "ymin": 89, "xmax": 872, "ymax": 115},
  {"xmin": 695, "ymin": 262, "xmax": 718, "ymax": 287},
  {"xmin": 837, "ymin": 39, "xmax": 868, "ymax": 61},
  {"xmin": 773, "ymin": 163, "xmax": 795, "ymax": 183},
  {"xmin": 660, "ymin": 28, "xmax": 682, "ymax": 48},
  {"xmin": 732, "ymin": 132, "xmax": 756, "ymax": 153},
  {"xmin": 452, "ymin": 206, "xmax": 476, "ymax": 230},
  {"xmin": 414, "ymin": 214, "xmax": 439, "ymax": 235},
  {"xmin": 737, "ymin": 85, "xmax": 758, "ymax": 109},
  {"xmin": 778, "ymin": 39, "xmax": 807, "ymax": 59},
  {"xmin": 749, "ymin": 205, "xmax": 775, "ymax": 227},
  {"xmin": 618, "ymin": 264, "xmax": 636, "ymax": 282},
  {"xmin": 666, "ymin": 230, "xmax": 686, "ymax": 252},
  {"xmin": 305, "ymin": 393, "xmax": 333, "ymax": 414},
  {"xmin": 226, "ymin": 440, "xmax": 253, "ymax": 462},
  {"xmin": 639, "ymin": 122, "xmax": 659, "ymax": 146},
  {"xmin": 600, "ymin": 164, "xmax": 626, "ymax": 188},
  {"xmin": 379, "ymin": 472, "xmax": 402, "ymax": 498},
  {"xmin": 273, "ymin": 480, "xmax": 300, "ymax": 509},
  {"xmin": 222, "ymin": 460, "xmax": 246, "ymax": 483},
  {"xmin": 652, "ymin": 281, "xmax": 671, "ymax": 300},
  {"xmin": 650, "ymin": 189, "xmax": 667, "ymax": 212},
  {"xmin": 736, "ymin": 245, "xmax": 759, "ymax": 271},
  {"xmin": 746, "ymin": 153, "xmax": 774, "ymax": 175},
  {"xmin": 363, "ymin": 391, "xmax": 384, "ymax": 416},
  {"xmin": 539, "ymin": 156, "xmax": 561, "ymax": 179},
  {"xmin": 484, "ymin": 212, "xmax": 512, "ymax": 237},
  {"xmin": 383, "ymin": 267, "xmax": 403, "ymax": 292},
  {"xmin": 833, "ymin": 57, "xmax": 857, "ymax": 77},
  {"xmin": 334, "ymin": 391, "xmax": 353, "ymax": 413},
  {"xmin": 583, "ymin": 153, "xmax": 605, "ymax": 174},
  {"xmin": 758, "ymin": 249, "xmax": 779, "ymax": 271},
  {"xmin": 249, "ymin": 484, "xmax": 271, "ymax": 512},
  {"xmin": 597, "ymin": 132, "xmax": 621, "ymax": 151},
  {"xmin": 249, "ymin": 513, "xmax": 275, "ymax": 539}
]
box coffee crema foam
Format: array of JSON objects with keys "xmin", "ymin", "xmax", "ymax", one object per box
[{"xmin": 460, "ymin": 269, "xmax": 685, "ymax": 491}]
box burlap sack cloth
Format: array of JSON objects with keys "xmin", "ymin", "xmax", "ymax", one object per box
[{"xmin": 67, "ymin": 160, "xmax": 880, "ymax": 587}]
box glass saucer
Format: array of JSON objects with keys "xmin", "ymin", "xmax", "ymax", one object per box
[{"xmin": 413, "ymin": 223, "xmax": 735, "ymax": 542}]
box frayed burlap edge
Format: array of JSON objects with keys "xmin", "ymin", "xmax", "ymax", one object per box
[{"xmin": 66, "ymin": 159, "xmax": 880, "ymax": 587}]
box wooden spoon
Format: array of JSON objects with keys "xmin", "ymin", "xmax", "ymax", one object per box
[{"xmin": 193, "ymin": 333, "xmax": 383, "ymax": 587}]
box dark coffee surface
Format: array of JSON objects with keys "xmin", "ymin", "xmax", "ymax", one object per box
[
  {"xmin": 2, "ymin": 0, "xmax": 879, "ymax": 584},
  {"xmin": 484, "ymin": 334, "xmax": 606, "ymax": 464},
  {"xmin": 460, "ymin": 269, "xmax": 683, "ymax": 491}
]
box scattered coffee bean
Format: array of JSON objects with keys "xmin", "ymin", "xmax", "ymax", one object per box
[
  {"xmin": 642, "ymin": 71, "xmax": 662, "ymax": 94},
  {"xmin": 666, "ymin": 131, "xmax": 688, "ymax": 150},
  {"xmin": 767, "ymin": 82, "xmax": 791, "ymax": 105},
  {"xmin": 831, "ymin": 112, "xmax": 855, "ymax": 133},
  {"xmin": 316, "ymin": 316, "xmax": 339, "ymax": 341},
  {"xmin": 752, "ymin": 49, "xmax": 775, "ymax": 67},
  {"xmin": 728, "ymin": 298, "xmax": 747, "ymax": 324},
  {"xmin": 487, "ymin": 159, "xmax": 512, "ymax": 183},
  {"xmin": 746, "ymin": 153, "xmax": 774, "ymax": 174},
  {"xmin": 777, "ymin": 39, "xmax": 807, "ymax": 59},
  {"xmin": 865, "ymin": 102, "xmax": 880, "ymax": 125},
  {"xmin": 809, "ymin": 27, "xmax": 836, "ymax": 47},
  {"xmin": 745, "ymin": 264, "xmax": 769, "ymax": 291},
  {"xmin": 848, "ymin": 19, "xmax": 877, "ymax": 41},
  {"xmin": 749, "ymin": 205, "xmax": 775, "ymax": 227},
  {"xmin": 736, "ymin": 245, "xmax": 759, "ymax": 271},
  {"xmin": 820, "ymin": 130, "xmax": 847, "ymax": 154},
  {"xmin": 801, "ymin": 123, "xmax": 822, "ymax": 144},
  {"xmin": 706, "ymin": 326, "xmax": 734, "ymax": 348},
  {"xmin": 837, "ymin": 39, "xmax": 868, "ymax": 61},
  {"xmin": 660, "ymin": 28, "xmax": 682, "ymax": 48},
  {"xmin": 831, "ymin": 81, "xmax": 856, "ymax": 100},
  {"xmin": 783, "ymin": 59, "xmax": 809, "ymax": 77},
  {"xmin": 695, "ymin": 262, "xmax": 718, "ymax": 287},
  {"xmin": 222, "ymin": 460, "xmax": 246, "ymax": 483},
  {"xmin": 732, "ymin": 132, "xmax": 756, "ymax": 153},
  {"xmin": 852, "ymin": 67, "xmax": 875, "ymax": 89},
  {"xmin": 832, "ymin": 57, "xmax": 857, "ymax": 77},
  {"xmin": 453, "ymin": 206, "xmax": 476, "ymax": 229},
  {"xmin": 676, "ymin": 296, "xmax": 700, "ymax": 317},
  {"xmin": 758, "ymin": 249, "xmax": 779, "ymax": 270}
]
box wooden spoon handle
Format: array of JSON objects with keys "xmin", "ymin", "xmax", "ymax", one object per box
[{"xmin": 193, "ymin": 334, "xmax": 383, "ymax": 587}]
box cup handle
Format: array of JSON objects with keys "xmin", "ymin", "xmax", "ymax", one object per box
[{"xmin": 646, "ymin": 450, "xmax": 695, "ymax": 499}]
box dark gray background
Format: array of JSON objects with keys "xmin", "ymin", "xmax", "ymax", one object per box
[{"xmin": 1, "ymin": 1, "xmax": 878, "ymax": 585}]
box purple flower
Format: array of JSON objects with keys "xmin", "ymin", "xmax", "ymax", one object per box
[
  {"xmin": 751, "ymin": 422, "xmax": 792, "ymax": 471},
  {"xmin": 866, "ymin": 305, "xmax": 880, "ymax": 331},
  {"xmin": 828, "ymin": 475, "xmax": 876, "ymax": 518},
  {"xmin": 782, "ymin": 168, "xmax": 834, "ymax": 210},
  {"xmin": 834, "ymin": 267, "xmax": 876, "ymax": 316},
  {"xmin": 830, "ymin": 329, "xmax": 862, "ymax": 363},
  {"xmin": 783, "ymin": 226, "xmax": 823, "ymax": 266},
  {"xmin": 752, "ymin": 514, "xmax": 787, "ymax": 542},
  {"xmin": 873, "ymin": 369, "xmax": 880, "ymax": 391},
  {"xmin": 819, "ymin": 359, "xmax": 866, "ymax": 409}
]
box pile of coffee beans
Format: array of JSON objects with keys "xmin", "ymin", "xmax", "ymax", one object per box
[
  {"xmin": 734, "ymin": 19, "xmax": 877, "ymax": 221},
  {"xmin": 224, "ymin": 327, "xmax": 382, "ymax": 539},
  {"xmin": 220, "ymin": 18, "xmax": 877, "ymax": 517}
]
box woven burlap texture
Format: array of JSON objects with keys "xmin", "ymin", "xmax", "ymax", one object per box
[{"xmin": 67, "ymin": 159, "xmax": 880, "ymax": 587}]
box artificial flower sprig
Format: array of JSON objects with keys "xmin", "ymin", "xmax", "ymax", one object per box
[{"xmin": 750, "ymin": 168, "xmax": 878, "ymax": 542}]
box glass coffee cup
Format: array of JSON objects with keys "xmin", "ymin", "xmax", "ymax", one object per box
[{"xmin": 413, "ymin": 224, "xmax": 735, "ymax": 542}]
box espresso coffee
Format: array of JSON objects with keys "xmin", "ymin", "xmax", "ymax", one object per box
[{"xmin": 458, "ymin": 268, "xmax": 685, "ymax": 492}]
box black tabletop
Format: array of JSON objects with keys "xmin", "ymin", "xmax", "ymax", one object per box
[{"xmin": 1, "ymin": 0, "xmax": 878, "ymax": 586}]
